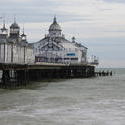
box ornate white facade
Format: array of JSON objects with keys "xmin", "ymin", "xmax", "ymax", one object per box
[
  {"xmin": 33, "ymin": 17, "xmax": 88, "ymax": 64},
  {"xmin": 0, "ymin": 20, "xmax": 34, "ymax": 64}
]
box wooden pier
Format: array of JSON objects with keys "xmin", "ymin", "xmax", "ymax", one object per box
[{"xmin": 0, "ymin": 62, "xmax": 95, "ymax": 88}]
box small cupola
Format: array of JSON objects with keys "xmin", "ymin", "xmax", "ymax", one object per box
[
  {"xmin": 10, "ymin": 17, "xmax": 20, "ymax": 38},
  {"xmin": 0, "ymin": 19, "xmax": 8, "ymax": 38},
  {"xmin": 21, "ymin": 27, "xmax": 27, "ymax": 41},
  {"xmin": 72, "ymin": 36, "xmax": 75, "ymax": 43}
]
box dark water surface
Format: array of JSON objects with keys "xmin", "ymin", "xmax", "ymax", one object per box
[{"xmin": 0, "ymin": 68, "xmax": 125, "ymax": 125}]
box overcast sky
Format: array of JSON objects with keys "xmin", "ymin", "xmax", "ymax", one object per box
[{"xmin": 0, "ymin": 0, "xmax": 125, "ymax": 68}]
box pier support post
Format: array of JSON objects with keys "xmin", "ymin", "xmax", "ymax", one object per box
[{"xmin": 1, "ymin": 70, "xmax": 10, "ymax": 87}]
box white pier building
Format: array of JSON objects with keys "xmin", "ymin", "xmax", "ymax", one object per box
[
  {"xmin": 0, "ymin": 20, "xmax": 34, "ymax": 64},
  {"xmin": 33, "ymin": 17, "xmax": 88, "ymax": 64}
]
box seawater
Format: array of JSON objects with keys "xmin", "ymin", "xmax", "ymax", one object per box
[{"xmin": 0, "ymin": 68, "xmax": 125, "ymax": 125}]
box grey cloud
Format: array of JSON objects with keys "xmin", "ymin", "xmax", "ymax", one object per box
[
  {"xmin": 103, "ymin": 0, "xmax": 125, "ymax": 3},
  {"xmin": 82, "ymin": 37, "xmax": 125, "ymax": 60},
  {"xmin": 0, "ymin": 0, "xmax": 62, "ymax": 22},
  {"xmin": 0, "ymin": 0, "xmax": 96, "ymax": 23},
  {"xmin": 0, "ymin": 0, "xmax": 125, "ymax": 67}
]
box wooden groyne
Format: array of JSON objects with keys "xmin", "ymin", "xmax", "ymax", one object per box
[
  {"xmin": 0, "ymin": 63, "xmax": 95, "ymax": 88},
  {"xmin": 95, "ymin": 70, "xmax": 112, "ymax": 77}
]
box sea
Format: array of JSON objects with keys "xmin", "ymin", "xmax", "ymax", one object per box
[{"xmin": 0, "ymin": 68, "xmax": 125, "ymax": 125}]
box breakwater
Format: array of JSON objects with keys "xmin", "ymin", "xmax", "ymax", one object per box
[{"xmin": 95, "ymin": 70, "xmax": 112, "ymax": 77}]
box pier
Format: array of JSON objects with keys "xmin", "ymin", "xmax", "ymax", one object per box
[
  {"xmin": 0, "ymin": 62, "xmax": 95, "ymax": 88},
  {"xmin": 0, "ymin": 17, "xmax": 99, "ymax": 88}
]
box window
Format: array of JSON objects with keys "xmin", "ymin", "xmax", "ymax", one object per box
[
  {"xmin": 71, "ymin": 58, "xmax": 78, "ymax": 60},
  {"xmin": 67, "ymin": 53, "xmax": 75, "ymax": 56}
]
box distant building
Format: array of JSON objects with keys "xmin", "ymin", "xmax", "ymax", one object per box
[
  {"xmin": 33, "ymin": 17, "xmax": 88, "ymax": 64},
  {"xmin": 0, "ymin": 19, "xmax": 34, "ymax": 64}
]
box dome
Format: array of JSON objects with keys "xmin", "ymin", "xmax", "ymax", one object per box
[
  {"xmin": 10, "ymin": 22, "xmax": 20, "ymax": 29},
  {"xmin": 49, "ymin": 17, "xmax": 61, "ymax": 31}
]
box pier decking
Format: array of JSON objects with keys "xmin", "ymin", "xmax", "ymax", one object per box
[{"xmin": 0, "ymin": 62, "xmax": 95, "ymax": 88}]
